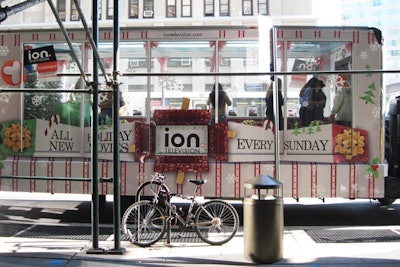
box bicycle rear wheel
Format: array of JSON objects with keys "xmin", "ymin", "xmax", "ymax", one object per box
[
  {"xmin": 194, "ymin": 199, "xmax": 239, "ymax": 245},
  {"xmin": 122, "ymin": 200, "xmax": 166, "ymax": 247}
]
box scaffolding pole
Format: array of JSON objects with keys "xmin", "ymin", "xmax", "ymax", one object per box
[
  {"xmin": 0, "ymin": 0, "xmax": 46, "ymax": 22},
  {"xmin": 85, "ymin": 0, "xmax": 103, "ymax": 254},
  {"xmin": 107, "ymin": 0, "xmax": 125, "ymax": 255}
]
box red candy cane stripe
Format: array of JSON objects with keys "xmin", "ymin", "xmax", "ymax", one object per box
[
  {"xmin": 292, "ymin": 162, "xmax": 299, "ymax": 199},
  {"xmin": 44, "ymin": 114, "xmax": 60, "ymax": 136},
  {"xmin": 12, "ymin": 156, "xmax": 19, "ymax": 191},
  {"xmin": 368, "ymin": 31, "xmax": 375, "ymax": 44},
  {"xmin": 234, "ymin": 163, "xmax": 241, "ymax": 198},
  {"xmin": 368, "ymin": 173, "xmax": 375, "ymax": 198},
  {"xmin": 330, "ymin": 164, "xmax": 337, "ymax": 198},
  {"xmin": 311, "ymin": 163, "xmax": 318, "ymax": 198},
  {"xmin": 30, "ymin": 157, "xmax": 37, "ymax": 192},
  {"xmin": 82, "ymin": 158, "xmax": 90, "ymax": 194},
  {"xmin": 349, "ymin": 164, "xmax": 356, "ymax": 198}
]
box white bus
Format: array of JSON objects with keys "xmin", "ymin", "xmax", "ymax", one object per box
[{"xmin": 0, "ymin": 24, "xmax": 399, "ymax": 204}]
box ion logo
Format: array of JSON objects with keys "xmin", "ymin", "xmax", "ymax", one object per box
[
  {"xmin": 155, "ymin": 125, "xmax": 208, "ymax": 155},
  {"xmin": 23, "ymin": 45, "xmax": 57, "ymax": 65}
]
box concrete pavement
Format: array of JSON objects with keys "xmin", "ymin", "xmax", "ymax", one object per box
[
  {"xmin": 1, "ymin": 226, "xmax": 400, "ymax": 267},
  {"xmin": 1, "ymin": 193, "xmax": 399, "ymax": 266}
]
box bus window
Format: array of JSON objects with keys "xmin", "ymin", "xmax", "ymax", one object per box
[
  {"xmin": 117, "ymin": 40, "xmax": 269, "ymax": 121},
  {"xmin": 276, "ymin": 40, "xmax": 353, "ymax": 129}
]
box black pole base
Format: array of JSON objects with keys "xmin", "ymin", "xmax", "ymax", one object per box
[
  {"xmin": 86, "ymin": 248, "xmax": 106, "ymax": 254},
  {"xmin": 107, "ymin": 248, "xmax": 126, "ymax": 255}
]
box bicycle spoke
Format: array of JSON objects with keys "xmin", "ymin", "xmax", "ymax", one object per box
[
  {"xmin": 122, "ymin": 200, "xmax": 166, "ymax": 247},
  {"xmin": 194, "ymin": 200, "xmax": 239, "ymax": 245}
]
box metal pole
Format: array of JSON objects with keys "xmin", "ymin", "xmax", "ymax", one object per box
[
  {"xmin": 109, "ymin": 0, "xmax": 124, "ymax": 254},
  {"xmin": 0, "ymin": 175, "xmax": 91, "ymax": 181},
  {"xmin": 85, "ymin": 0, "xmax": 103, "ymax": 254},
  {"xmin": 72, "ymin": 0, "xmax": 110, "ymax": 84},
  {"xmin": 46, "ymin": 0, "xmax": 89, "ymax": 86},
  {"xmin": 271, "ymin": 28, "xmax": 281, "ymax": 195},
  {"xmin": 0, "ymin": 0, "xmax": 46, "ymax": 22},
  {"xmin": 213, "ymin": 41, "xmax": 219, "ymax": 123}
]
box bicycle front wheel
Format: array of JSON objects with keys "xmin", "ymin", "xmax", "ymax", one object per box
[
  {"xmin": 122, "ymin": 200, "xmax": 166, "ymax": 247},
  {"xmin": 194, "ymin": 199, "xmax": 239, "ymax": 245}
]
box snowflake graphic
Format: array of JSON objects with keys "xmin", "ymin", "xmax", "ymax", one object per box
[
  {"xmin": 170, "ymin": 80, "xmax": 183, "ymax": 92},
  {"xmin": 68, "ymin": 62, "xmax": 79, "ymax": 72},
  {"xmin": 327, "ymin": 74, "xmax": 350, "ymax": 91},
  {"xmin": 325, "ymin": 74, "xmax": 338, "ymax": 90},
  {"xmin": 158, "ymin": 76, "xmax": 175, "ymax": 89},
  {"xmin": 225, "ymin": 173, "xmax": 236, "ymax": 184},
  {"xmin": 372, "ymin": 106, "xmax": 380, "ymax": 118},
  {"xmin": 0, "ymin": 92, "xmax": 12, "ymax": 103},
  {"xmin": 305, "ymin": 56, "xmax": 315, "ymax": 65},
  {"xmin": 0, "ymin": 45, "xmax": 9, "ymax": 56},
  {"xmin": 31, "ymin": 95, "xmax": 42, "ymax": 106},
  {"xmin": 299, "ymin": 56, "xmax": 316, "ymax": 71},
  {"xmin": 98, "ymin": 92, "xmax": 108, "ymax": 103},
  {"xmin": 360, "ymin": 51, "xmax": 368, "ymax": 60},
  {"xmin": 336, "ymin": 75, "xmax": 347, "ymax": 90},
  {"xmin": 370, "ymin": 43, "xmax": 381, "ymax": 51},
  {"xmin": 226, "ymin": 86, "xmax": 238, "ymax": 97}
]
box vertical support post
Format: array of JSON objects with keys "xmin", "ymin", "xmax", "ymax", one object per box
[
  {"xmin": 87, "ymin": 0, "xmax": 102, "ymax": 254},
  {"xmin": 271, "ymin": 29, "xmax": 281, "ymax": 195},
  {"xmin": 166, "ymin": 200, "xmax": 171, "ymax": 245},
  {"xmin": 108, "ymin": 0, "xmax": 124, "ymax": 255}
]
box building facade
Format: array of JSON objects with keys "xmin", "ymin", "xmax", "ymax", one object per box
[
  {"xmin": 1, "ymin": 0, "xmax": 317, "ymax": 27},
  {"xmin": 340, "ymin": 0, "xmax": 400, "ymax": 88},
  {"xmin": 0, "ymin": 0, "xmax": 322, "ymax": 117}
]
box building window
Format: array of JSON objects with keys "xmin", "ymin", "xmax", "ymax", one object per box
[
  {"xmin": 98, "ymin": 0, "xmax": 102, "ymax": 20},
  {"xmin": 204, "ymin": 0, "xmax": 214, "ymax": 16},
  {"xmin": 70, "ymin": 0, "xmax": 79, "ymax": 21},
  {"xmin": 182, "ymin": 0, "xmax": 191, "ymax": 17},
  {"xmin": 373, "ymin": 0, "xmax": 382, "ymax": 6},
  {"xmin": 166, "ymin": 0, "xmax": 176, "ymax": 17},
  {"xmin": 242, "ymin": 0, "xmax": 252, "ymax": 16},
  {"xmin": 57, "ymin": 0, "xmax": 66, "ymax": 21},
  {"xmin": 220, "ymin": 0, "xmax": 229, "ymax": 16},
  {"xmin": 129, "ymin": 0, "xmax": 138, "ymax": 18},
  {"xmin": 258, "ymin": 0, "xmax": 268, "ymax": 15},
  {"xmin": 106, "ymin": 0, "xmax": 113, "ymax": 19},
  {"xmin": 143, "ymin": 0, "xmax": 154, "ymax": 18}
]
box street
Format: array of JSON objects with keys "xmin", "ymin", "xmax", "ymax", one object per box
[
  {"xmin": 0, "ymin": 192, "xmax": 399, "ymax": 239},
  {"xmin": 0, "ymin": 192, "xmax": 400, "ymax": 267}
]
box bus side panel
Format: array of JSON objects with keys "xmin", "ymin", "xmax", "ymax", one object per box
[
  {"xmin": 0, "ymin": 158, "xmax": 385, "ymax": 199},
  {"xmin": 352, "ymin": 29, "xmax": 384, "ymax": 164}
]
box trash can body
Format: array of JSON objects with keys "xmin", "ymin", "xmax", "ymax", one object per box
[
  {"xmin": 243, "ymin": 197, "xmax": 283, "ymax": 263},
  {"xmin": 243, "ymin": 175, "xmax": 284, "ymax": 264}
]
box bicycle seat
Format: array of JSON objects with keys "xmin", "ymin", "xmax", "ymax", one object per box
[{"xmin": 189, "ymin": 179, "xmax": 207, "ymax": 185}]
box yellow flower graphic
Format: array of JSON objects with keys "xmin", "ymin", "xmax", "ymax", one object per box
[
  {"xmin": 3, "ymin": 123, "xmax": 32, "ymax": 152},
  {"xmin": 334, "ymin": 129, "xmax": 365, "ymax": 160}
]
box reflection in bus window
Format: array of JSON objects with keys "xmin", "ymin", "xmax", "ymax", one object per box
[
  {"xmin": 277, "ymin": 40, "xmax": 354, "ymax": 130},
  {"xmin": 116, "ymin": 40, "xmax": 268, "ymax": 119}
]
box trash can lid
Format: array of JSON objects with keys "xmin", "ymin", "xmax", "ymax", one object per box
[{"xmin": 244, "ymin": 175, "xmax": 282, "ymax": 189}]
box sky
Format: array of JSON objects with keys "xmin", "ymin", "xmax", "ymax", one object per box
[{"xmin": 313, "ymin": 0, "xmax": 341, "ymax": 25}]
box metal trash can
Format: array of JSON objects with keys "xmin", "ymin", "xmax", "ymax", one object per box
[{"xmin": 243, "ymin": 175, "xmax": 283, "ymax": 264}]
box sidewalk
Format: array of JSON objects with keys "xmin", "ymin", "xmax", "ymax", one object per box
[{"xmin": 1, "ymin": 226, "xmax": 400, "ymax": 267}]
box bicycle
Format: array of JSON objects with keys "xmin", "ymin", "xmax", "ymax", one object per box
[{"xmin": 121, "ymin": 172, "xmax": 239, "ymax": 247}]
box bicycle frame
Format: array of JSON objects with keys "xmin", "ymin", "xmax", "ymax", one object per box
[
  {"xmin": 123, "ymin": 172, "xmax": 239, "ymax": 246},
  {"xmin": 148, "ymin": 174, "xmax": 213, "ymax": 229}
]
